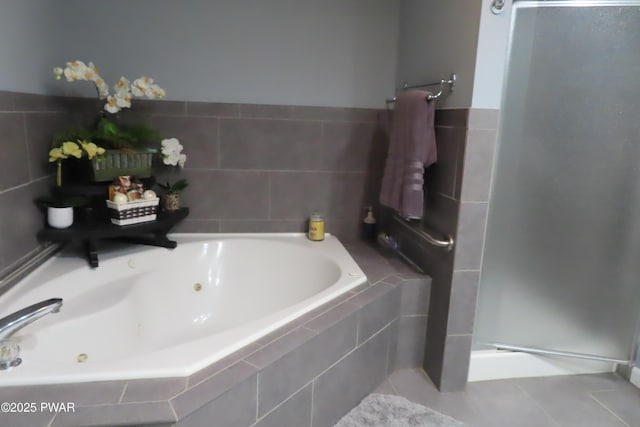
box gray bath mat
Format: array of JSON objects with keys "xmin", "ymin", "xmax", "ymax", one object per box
[{"xmin": 335, "ymin": 393, "xmax": 468, "ymax": 427}]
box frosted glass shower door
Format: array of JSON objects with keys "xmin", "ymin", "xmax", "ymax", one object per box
[{"xmin": 474, "ymin": 1, "xmax": 640, "ymax": 362}]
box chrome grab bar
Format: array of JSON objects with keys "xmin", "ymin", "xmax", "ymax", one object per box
[
  {"xmin": 392, "ymin": 214, "xmax": 455, "ymax": 252},
  {"xmin": 423, "ymin": 231, "xmax": 455, "ymax": 252}
]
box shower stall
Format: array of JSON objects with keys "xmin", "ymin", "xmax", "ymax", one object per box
[{"xmin": 472, "ymin": 0, "xmax": 640, "ymax": 379}]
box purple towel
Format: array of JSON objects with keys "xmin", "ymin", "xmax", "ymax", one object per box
[{"xmin": 379, "ymin": 90, "xmax": 437, "ymax": 219}]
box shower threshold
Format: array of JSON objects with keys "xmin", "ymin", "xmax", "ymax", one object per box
[{"xmin": 468, "ymin": 349, "xmax": 615, "ymax": 382}]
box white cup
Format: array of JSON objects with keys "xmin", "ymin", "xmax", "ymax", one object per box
[{"xmin": 47, "ymin": 207, "xmax": 74, "ymax": 229}]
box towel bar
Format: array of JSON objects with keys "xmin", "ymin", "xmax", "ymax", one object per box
[{"xmin": 386, "ymin": 72, "xmax": 456, "ymax": 103}]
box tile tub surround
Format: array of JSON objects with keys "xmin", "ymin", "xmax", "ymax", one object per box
[
  {"xmin": 0, "ymin": 241, "xmax": 431, "ymax": 427},
  {"xmin": 388, "ymin": 108, "xmax": 499, "ymax": 392},
  {"xmin": 97, "ymin": 99, "xmax": 391, "ymax": 241},
  {"xmin": 0, "ymin": 92, "xmax": 390, "ymax": 291},
  {"xmin": 0, "ymin": 91, "xmax": 83, "ymax": 283}
]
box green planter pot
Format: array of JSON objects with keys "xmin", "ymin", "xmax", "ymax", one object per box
[{"xmin": 90, "ymin": 150, "xmax": 154, "ymax": 182}]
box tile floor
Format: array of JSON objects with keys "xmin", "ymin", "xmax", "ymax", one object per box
[{"xmin": 373, "ymin": 369, "xmax": 640, "ymax": 427}]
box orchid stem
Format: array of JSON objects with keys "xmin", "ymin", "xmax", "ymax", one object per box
[{"xmin": 56, "ymin": 160, "xmax": 62, "ymax": 187}]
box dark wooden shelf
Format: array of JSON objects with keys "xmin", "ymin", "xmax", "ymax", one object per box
[{"xmin": 38, "ymin": 208, "xmax": 189, "ymax": 268}]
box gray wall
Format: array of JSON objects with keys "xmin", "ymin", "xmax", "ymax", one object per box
[
  {"xmin": 471, "ymin": 0, "xmax": 512, "ymax": 109},
  {"xmin": 0, "ymin": 0, "xmax": 62, "ymax": 94},
  {"xmin": 50, "ymin": 0, "xmax": 399, "ymax": 109},
  {"xmin": 396, "ymin": 0, "xmax": 482, "ymax": 109},
  {"xmin": 396, "ymin": 0, "xmax": 512, "ymax": 110}
]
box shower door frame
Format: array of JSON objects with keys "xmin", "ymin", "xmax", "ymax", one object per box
[{"xmin": 474, "ymin": 0, "xmax": 640, "ymax": 366}]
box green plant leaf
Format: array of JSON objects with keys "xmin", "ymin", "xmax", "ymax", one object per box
[
  {"xmin": 36, "ymin": 193, "xmax": 89, "ymax": 208},
  {"xmin": 171, "ymin": 179, "xmax": 189, "ymax": 193},
  {"xmin": 156, "ymin": 179, "xmax": 188, "ymax": 194}
]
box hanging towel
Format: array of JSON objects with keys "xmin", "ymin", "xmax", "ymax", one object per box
[{"xmin": 379, "ymin": 90, "xmax": 437, "ymax": 220}]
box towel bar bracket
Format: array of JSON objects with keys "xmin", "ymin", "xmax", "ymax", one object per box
[{"xmin": 387, "ymin": 72, "xmax": 456, "ymax": 103}]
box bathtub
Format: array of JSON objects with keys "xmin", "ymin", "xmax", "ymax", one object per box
[{"xmin": 0, "ymin": 233, "xmax": 366, "ymax": 386}]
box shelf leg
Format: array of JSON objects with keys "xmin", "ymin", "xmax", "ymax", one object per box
[
  {"xmin": 153, "ymin": 232, "xmax": 178, "ymax": 249},
  {"xmin": 114, "ymin": 233, "xmax": 177, "ymax": 249},
  {"xmin": 84, "ymin": 239, "xmax": 99, "ymax": 268}
]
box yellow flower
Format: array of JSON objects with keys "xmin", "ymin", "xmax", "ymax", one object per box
[
  {"xmin": 61, "ymin": 141, "xmax": 83, "ymax": 158},
  {"xmin": 48, "ymin": 147, "xmax": 67, "ymax": 162},
  {"xmin": 79, "ymin": 140, "xmax": 106, "ymax": 160}
]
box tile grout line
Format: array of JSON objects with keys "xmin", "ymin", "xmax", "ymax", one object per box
[
  {"xmin": 255, "ymin": 371, "xmax": 260, "ymax": 422},
  {"xmin": 46, "ymin": 412, "xmax": 57, "ymax": 427},
  {"xmin": 253, "ymin": 320, "xmax": 394, "ymax": 426},
  {"xmin": 310, "ymin": 380, "xmax": 315, "ymax": 427},
  {"xmin": 21, "ymin": 112, "xmax": 34, "ymax": 182},
  {"xmin": 355, "ymin": 311, "xmax": 360, "ymax": 344},
  {"xmin": 118, "ymin": 382, "xmax": 128, "ymax": 404},
  {"xmin": 216, "ymin": 116, "xmax": 222, "ymax": 169},
  {"xmin": 168, "ymin": 380, "xmax": 190, "ymax": 401},
  {"xmin": 168, "ymin": 399, "xmax": 178, "ymax": 423},
  {"xmin": 185, "ymin": 166, "xmax": 368, "ymax": 174},
  {"xmin": 188, "ymin": 358, "xmax": 260, "ymax": 390},
  {"xmin": 267, "ymin": 172, "xmax": 272, "ymax": 220},
  {"xmin": 253, "ymin": 378, "xmax": 310, "ymax": 424},
  {"xmin": 514, "ymin": 383, "xmax": 563, "ymax": 427},
  {"xmin": 0, "ymin": 174, "xmax": 51, "ymax": 196},
  {"xmin": 588, "ymin": 391, "xmax": 631, "ymax": 427}
]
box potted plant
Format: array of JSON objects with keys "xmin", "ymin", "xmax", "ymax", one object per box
[
  {"xmin": 157, "ymin": 138, "xmax": 188, "ymax": 211},
  {"xmin": 53, "ymin": 61, "xmax": 170, "ymax": 182},
  {"xmin": 42, "ymin": 140, "xmax": 106, "ymax": 228},
  {"xmin": 37, "ymin": 193, "xmax": 89, "ymax": 229}
]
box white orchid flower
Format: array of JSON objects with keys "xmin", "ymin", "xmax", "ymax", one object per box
[
  {"xmin": 115, "ymin": 93, "xmax": 132, "ymax": 108},
  {"xmin": 104, "ymin": 96, "xmax": 121, "ymax": 114},
  {"xmin": 163, "ymin": 153, "xmax": 179, "ymax": 166},
  {"xmin": 96, "ymin": 79, "xmax": 109, "ymax": 99},
  {"xmin": 63, "ymin": 67, "xmax": 81, "ymax": 82},
  {"xmin": 131, "ymin": 76, "xmax": 153, "ymax": 96},
  {"xmin": 63, "ymin": 60, "xmax": 89, "ymax": 81},
  {"xmin": 130, "ymin": 81, "xmax": 145, "ymax": 96},
  {"xmin": 67, "ymin": 60, "xmax": 87, "ymax": 70},
  {"xmin": 112, "ymin": 77, "xmax": 132, "ymax": 109},
  {"xmin": 114, "ymin": 77, "xmax": 130, "ymax": 94},
  {"xmin": 161, "ymin": 138, "xmax": 182, "ymax": 153},
  {"xmin": 55, "ymin": 61, "xmax": 167, "ymax": 114},
  {"xmin": 146, "ymin": 83, "xmax": 166, "ymax": 99},
  {"xmin": 161, "ymin": 138, "xmax": 185, "ymax": 166}
]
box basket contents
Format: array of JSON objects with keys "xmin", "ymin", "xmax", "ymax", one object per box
[{"xmin": 106, "ymin": 175, "xmax": 159, "ymax": 225}]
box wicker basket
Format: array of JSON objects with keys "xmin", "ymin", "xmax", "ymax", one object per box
[{"xmin": 106, "ymin": 198, "xmax": 159, "ymax": 226}]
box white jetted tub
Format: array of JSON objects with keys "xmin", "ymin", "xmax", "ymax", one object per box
[{"xmin": 0, "ymin": 234, "xmax": 366, "ymax": 386}]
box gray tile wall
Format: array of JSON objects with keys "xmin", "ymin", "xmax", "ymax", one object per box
[
  {"xmin": 0, "ymin": 92, "xmax": 390, "ymax": 285},
  {"xmin": 0, "ymin": 91, "xmax": 77, "ymax": 283},
  {"xmin": 388, "ymin": 108, "xmax": 499, "ymax": 391},
  {"xmin": 116, "ymin": 101, "xmax": 390, "ymax": 241}
]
